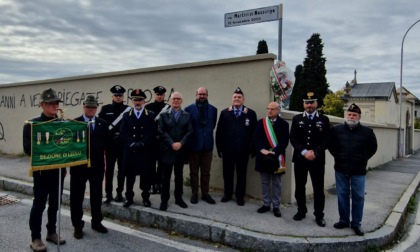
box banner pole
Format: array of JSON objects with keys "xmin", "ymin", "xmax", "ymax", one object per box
[{"xmin": 57, "ymin": 168, "xmax": 62, "ymax": 252}]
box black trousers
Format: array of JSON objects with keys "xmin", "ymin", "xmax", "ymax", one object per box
[
  {"xmin": 70, "ymin": 166, "xmax": 104, "ymax": 228},
  {"xmin": 294, "ymin": 162, "xmax": 325, "ymax": 218},
  {"xmin": 125, "ymin": 174, "xmax": 151, "ymax": 201},
  {"xmin": 222, "ymin": 151, "xmax": 249, "ymax": 200},
  {"xmin": 104, "ymin": 143, "xmax": 125, "ymax": 198},
  {"xmin": 160, "ymin": 160, "xmax": 184, "ymax": 203},
  {"xmin": 29, "ymin": 169, "xmax": 66, "ymax": 240},
  {"xmin": 151, "ymin": 140, "xmax": 163, "ymax": 187}
]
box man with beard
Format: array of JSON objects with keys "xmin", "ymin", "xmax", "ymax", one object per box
[
  {"xmin": 99, "ymin": 85, "xmax": 130, "ymax": 204},
  {"xmin": 216, "ymin": 87, "xmax": 257, "ymax": 206},
  {"xmin": 120, "ymin": 89, "xmax": 156, "ymax": 208},
  {"xmin": 329, "ymin": 103, "xmax": 377, "ymax": 236},
  {"xmin": 185, "ymin": 87, "xmax": 218, "ymax": 205},
  {"xmin": 290, "ymin": 91, "xmax": 330, "ymax": 227},
  {"xmin": 145, "ymin": 86, "xmax": 171, "ymax": 194}
]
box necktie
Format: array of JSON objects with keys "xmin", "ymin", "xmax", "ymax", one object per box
[
  {"xmin": 308, "ymin": 114, "xmax": 312, "ymax": 120},
  {"xmin": 235, "ymin": 110, "xmax": 239, "ymax": 118},
  {"xmin": 137, "ymin": 111, "xmax": 140, "ymax": 118},
  {"xmin": 89, "ymin": 119, "xmax": 94, "ymax": 132}
]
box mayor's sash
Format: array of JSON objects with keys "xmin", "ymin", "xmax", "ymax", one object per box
[
  {"xmin": 29, "ymin": 119, "xmax": 90, "ymax": 175},
  {"xmin": 262, "ymin": 117, "xmax": 286, "ymax": 174}
]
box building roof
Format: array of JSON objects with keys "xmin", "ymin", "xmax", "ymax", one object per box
[{"xmin": 349, "ymin": 82, "xmax": 397, "ymax": 101}]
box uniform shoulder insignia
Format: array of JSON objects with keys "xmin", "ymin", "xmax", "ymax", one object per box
[{"xmin": 243, "ymin": 107, "xmax": 248, "ymax": 114}]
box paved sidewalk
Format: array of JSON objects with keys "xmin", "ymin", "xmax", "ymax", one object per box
[{"xmin": 0, "ymin": 152, "xmax": 419, "ymax": 251}]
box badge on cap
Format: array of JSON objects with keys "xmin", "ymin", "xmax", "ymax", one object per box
[{"xmin": 234, "ymin": 87, "xmax": 243, "ymax": 95}]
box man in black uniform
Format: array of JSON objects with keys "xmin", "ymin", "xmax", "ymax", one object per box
[
  {"xmin": 120, "ymin": 89, "xmax": 156, "ymax": 208},
  {"xmin": 290, "ymin": 91, "xmax": 330, "ymax": 227},
  {"xmin": 215, "ymin": 87, "xmax": 257, "ymax": 206},
  {"xmin": 23, "ymin": 88, "xmax": 66, "ymax": 252},
  {"xmin": 70, "ymin": 96, "xmax": 109, "ymax": 240},
  {"xmin": 145, "ymin": 86, "xmax": 170, "ymax": 194},
  {"xmin": 98, "ymin": 85, "xmax": 130, "ymax": 204}
]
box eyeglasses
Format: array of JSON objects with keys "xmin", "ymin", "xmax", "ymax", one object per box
[{"xmin": 172, "ymin": 98, "xmax": 181, "ymax": 101}]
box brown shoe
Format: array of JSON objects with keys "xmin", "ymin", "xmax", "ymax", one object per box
[
  {"xmin": 46, "ymin": 233, "xmax": 66, "ymax": 245},
  {"xmin": 30, "ymin": 239, "xmax": 47, "ymax": 252}
]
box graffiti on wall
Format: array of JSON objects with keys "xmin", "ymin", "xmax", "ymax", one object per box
[
  {"xmin": 0, "ymin": 88, "xmax": 176, "ymax": 110},
  {"xmin": 0, "ymin": 121, "xmax": 5, "ymax": 142}
]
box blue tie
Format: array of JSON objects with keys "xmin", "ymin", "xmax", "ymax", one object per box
[{"xmin": 235, "ymin": 110, "xmax": 239, "ymax": 118}]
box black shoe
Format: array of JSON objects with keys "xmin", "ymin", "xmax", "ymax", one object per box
[
  {"xmin": 257, "ymin": 205, "xmax": 270, "ymax": 213},
  {"xmin": 92, "ymin": 223, "xmax": 108, "ymax": 233},
  {"xmin": 159, "ymin": 201, "xmax": 168, "ymax": 211},
  {"xmin": 221, "ymin": 196, "xmax": 231, "ymax": 203},
  {"xmin": 293, "ymin": 212, "xmax": 306, "ymax": 221},
  {"xmin": 123, "ymin": 199, "xmax": 133, "ymax": 208},
  {"xmin": 202, "ymin": 194, "xmax": 216, "ymax": 204},
  {"xmin": 273, "ymin": 208, "xmax": 282, "ymax": 217},
  {"xmin": 237, "ymin": 199, "xmax": 245, "ymax": 206},
  {"xmin": 74, "ymin": 227, "xmax": 83, "ymax": 239},
  {"xmin": 143, "ymin": 199, "xmax": 151, "ymax": 207},
  {"xmin": 114, "ymin": 193, "xmax": 124, "ymax": 203},
  {"xmin": 333, "ymin": 222, "xmax": 350, "ymax": 229},
  {"xmin": 175, "ymin": 199, "xmax": 188, "ymax": 208},
  {"xmin": 351, "ymin": 226, "xmax": 365, "ymax": 236},
  {"xmin": 103, "ymin": 197, "xmax": 113, "ymax": 204},
  {"xmin": 190, "ymin": 194, "xmax": 198, "ymax": 204},
  {"xmin": 316, "ymin": 218, "xmax": 326, "ymax": 227}
]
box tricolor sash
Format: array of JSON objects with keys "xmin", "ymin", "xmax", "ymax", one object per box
[{"xmin": 262, "ymin": 117, "xmax": 286, "ymax": 174}]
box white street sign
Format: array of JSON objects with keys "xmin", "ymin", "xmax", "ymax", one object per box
[{"xmin": 224, "ymin": 5, "xmax": 281, "ymax": 27}]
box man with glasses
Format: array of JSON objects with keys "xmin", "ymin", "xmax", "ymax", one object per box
[
  {"xmin": 120, "ymin": 89, "xmax": 156, "ymax": 208},
  {"xmin": 157, "ymin": 92, "xmax": 192, "ymax": 211},
  {"xmin": 23, "ymin": 88, "xmax": 66, "ymax": 251},
  {"xmin": 290, "ymin": 91, "xmax": 330, "ymax": 227},
  {"xmin": 99, "ymin": 85, "xmax": 129, "ymax": 204},
  {"xmin": 185, "ymin": 87, "xmax": 218, "ymax": 205},
  {"xmin": 145, "ymin": 86, "xmax": 171, "ymax": 194}
]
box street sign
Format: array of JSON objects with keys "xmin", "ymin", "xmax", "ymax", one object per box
[{"xmin": 224, "ymin": 5, "xmax": 281, "ymax": 28}]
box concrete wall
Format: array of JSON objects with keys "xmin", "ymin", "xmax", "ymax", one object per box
[
  {"xmin": 0, "ymin": 53, "xmax": 403, "ymax": 203},
  {"xmin": 414, "ymin": 130, "xmax": 420, "ymax": 150}
]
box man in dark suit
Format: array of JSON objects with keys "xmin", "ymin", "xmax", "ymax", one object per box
[
  {"xmin": 70, "ymin": 95, "xmax": 109, "ymax": 239},
  {"xmin": 157, "ymin": 92, "xmax": 193, "ymax": 211},
  {"xmin": 145, "ymin": 86, "xmax": 171, "ymax": 194},
  {"xmin": 98, "ymin": 85, "xmax": 130, "ymax": 204},
  {"xmin": 216, "ymin": 87, "xmax": 257, "ymax": 206},
  {"xmin": 120, "ymin": 89, "xmax": 156, "ymax": 208},
  {"xmin": 290, "ymin": 91, "xmax": 331, "ymax": 227},
  {"xmin": 185, "ymin": 87, "xmax": 218, "ymax": 205},
  {"xmin": 253, "ymin": 102, "xmax": 289, "ymax": 217}
]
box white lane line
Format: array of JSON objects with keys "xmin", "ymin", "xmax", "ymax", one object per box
[{"xmin": 21, "ymin": 199, "xmax": 217, "ymax": 252}]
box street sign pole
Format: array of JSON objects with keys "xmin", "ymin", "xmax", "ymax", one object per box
[{"xmin": 278, "ymin": 4, "xmax": 283, "ymax": 60}]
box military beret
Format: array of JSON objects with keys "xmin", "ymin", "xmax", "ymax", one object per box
[
  {"xmin": 130, "ymin": 89, "xmax": 146, "ymax": 100},
  {"xmin": 40, "ymin": 88, "xmax": 62, "ymax": 103},
  {"xmin": 347, "ymin": 103, "xmax": 361, "ymax": 114},
  {"xmin": 153, "ymin": 86, "xmax": 166, "ymax": 94},
  {"xmin": 233, "ymin": 87, "xmax": 243, "ymax": 95},
  {"xmin": 83, "ymin": 95, "xmax": 99, "ymax": 108},
  {"xmin": 110, "ymin": 85, "xmax": 126, "ymax": 94}
]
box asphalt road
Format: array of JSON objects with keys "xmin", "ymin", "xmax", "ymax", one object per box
[{"xmin": 0, "ymin": 191, "xmax": 238, "ymax": 252}]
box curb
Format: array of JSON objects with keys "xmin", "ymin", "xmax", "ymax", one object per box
[{"xmin": 1, "ymin": 173, "xmax": 419, "ymax": 251}]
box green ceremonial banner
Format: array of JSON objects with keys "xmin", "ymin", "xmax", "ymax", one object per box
[{"xmin": 30, "ymin": 120, "xmax": 90, "ymax": 173}]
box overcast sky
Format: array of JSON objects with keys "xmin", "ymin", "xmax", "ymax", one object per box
[{"xmin": 1, "ymin": 0, "xmax": 420, "ymax": 97}]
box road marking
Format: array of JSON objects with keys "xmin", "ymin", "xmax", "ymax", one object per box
[{"xmin": 21, "ymin": 199, "xmax": 218, "ymax": 252}]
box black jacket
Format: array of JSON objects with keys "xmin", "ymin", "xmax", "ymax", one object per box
[
  {"xmin": 216, "ymin": 106, "xmax": 257, "ymax": 155},
  {"xmin": 70, "ymin": 116, "xmax": 109, "ymax": 173},
  {"xmin": 329, "ymin": 122, "xmax": 377, "ymax": 176},
  {"xmin": 290, "ymin": 112, "xmax": 330, "ymax": 165},
  {"xmin": 253, "ymin": 116, "xmax": 289, "ymax": 173},
  {"xmin": 158, "ymin": 109, "xmax": 193, "ymax": 164}
]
